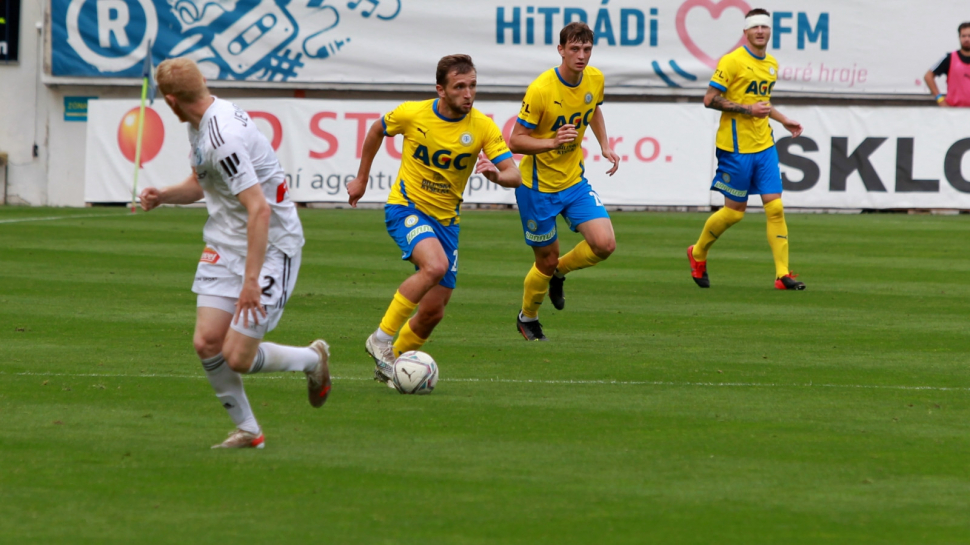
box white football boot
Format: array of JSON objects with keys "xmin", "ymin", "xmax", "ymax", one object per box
[
  {"xmin": 211, "ymin": 429, "xmax": 265, "ymax": 449},
  {"xmin": 365, "ymin": 332, "xmax": 397, "ymax": 389},
  {"xmin": 307, "ymin": 340, "xmax": 332, "ymax": 408}
]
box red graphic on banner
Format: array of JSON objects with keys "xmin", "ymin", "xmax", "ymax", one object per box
[
  {"xmin": 676, "ymin": 0, "xmax": 751, "ymax": 69},
  {"xmin": 118, "ymin": 107, "xmax": 165, "ymax": 164},
  {"xmin": 249, "ymin": 111, "xmax": 283, "ymax": 150}
]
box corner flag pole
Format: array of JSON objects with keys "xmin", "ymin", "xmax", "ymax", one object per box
[
  {"xmin": 131, "ymin": 41, "xmax": 156, "ymax": 214},
  {"xmin": 131, "ymin": 80, "xmax": 148, "ymax": 213}
]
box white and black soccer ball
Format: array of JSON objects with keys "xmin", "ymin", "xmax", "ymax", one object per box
[{"xmin": 391, "ymin": 351, "xmax": 438, "ymax": 395}]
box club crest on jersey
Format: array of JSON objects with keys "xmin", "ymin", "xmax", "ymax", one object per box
[
  {"xmin": 769, "ymin": 67, "xmax": 776, "ymax": 75},
  {"xmin": 460, "ymin": 132, "xmax": 473, "ymax": 146},
  {"xmin": 200, "ymin": 247, "xmax": 220, "ymax": 264},
  {"xmin": 404, "ymin": 215, "xmax": 419, "ymax": 227},
  {"xmin": 527, "ymin": 220, "xmax": 538, "ymax": 232},
  {"xmin": 584, "ymin": 92, "xmax": 593, "ymax": 104}
]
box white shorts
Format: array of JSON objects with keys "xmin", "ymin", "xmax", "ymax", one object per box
[{"xmin": 193, "ymin": 244, "xmax": 301, "ymax": 339}]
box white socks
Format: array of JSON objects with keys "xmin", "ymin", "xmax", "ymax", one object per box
[
  {"xmin": 200, "ymin": 354, "xmax": 259, "ymax": 435},
  {"xmin": 374, "ymin": 328, "xmax": 393, "ymax": 343},
  {"xmin": 200, "ymin": 344, "xmax": 318, "ymax": 433},
  {"xmin": 246, "ymin": 342, "xmax": 319, "ymax": 374},
  {"xmin": 518, "ymin": 311, "xmax": 538, "ymax": 323}
]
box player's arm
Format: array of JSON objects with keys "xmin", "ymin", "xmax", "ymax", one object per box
[
  {"xmin": 475, "ymin": 155, "xmax": 521, "ymax": 188},
  {"xmin": 235, "ymin": 184, "xmax": 270, "ymax": 327},
  {"xmin": 138, "ymin": 171, "xmax": 204, "ymax": 211},
  {"xmin": 703, "ymin": 86, "xmax": 771, "ymax": 118},
  {"xmin": 509, "ymin": 85, "xmax": 577, "ymax": 154},
  {"xmin": 509, "ymin": 122, "xmax": 577, "ymax": 155},
  {"xmin": 588, "ymin": 107, "xmax": 619, "ymax": 176},
  {"xmin": 346, "ymin": 119, "xmax": 386, "ymax": 207},
  {"xmin": 769, "ymin": 107, "xmax": 803, "ymax": 138},
  {"xmin": 924, "ymin": 56, "xmax": 950, "ymax": 107},
  {"xmin": 923, "ymin": 70, "xmax": 942, "ymax": 96}
]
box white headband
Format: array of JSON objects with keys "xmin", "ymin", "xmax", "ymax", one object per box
[{"xmin": 745, "ymin": 14, "xmax": 771, "ymax": 29}]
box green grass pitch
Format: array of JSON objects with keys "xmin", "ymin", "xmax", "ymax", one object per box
[{"xmin": 1, "ymin": 206, "xmax": 968, "ymax": 543}]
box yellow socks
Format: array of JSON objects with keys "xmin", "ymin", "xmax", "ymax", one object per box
[
  {"xmin": 393, "ymin": 320, "xmax": 427, "ymax": 357},
  {"xmin": 557, "ymin": 240, "xmax": 603, "ymax": 275},
  {"xmin": 521, "ymin": 264, "xmax": 552, "ymax": 319},
  {"xmin": 378, "ymin": 290, "xmax": 418, "ymax": 338},
  {"xmin": 692, "ymin": 207, "xmax": 745, "ymax": 261},
  {"xmin": 764, "ymin": 199, "xmax": 790, "ymax": 278}
]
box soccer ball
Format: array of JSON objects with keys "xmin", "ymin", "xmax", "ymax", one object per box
[{"xmin": 391, "ymin": 351, "xmax": 438, "ymax": 395}]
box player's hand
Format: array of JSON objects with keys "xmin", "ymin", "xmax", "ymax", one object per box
[
  {"xmin": 234, "ymin": 280, "xmax": 267, "ymax": 329},
  {"xmin": 475, "ymin": 153, "xmax": 500, "ymax": 182},
  {"xmin": 783, "ymin": 118, "xmax": 803, "ymax": 138},
  {"xmin": 138, "ymin": 187, "xmax": 162, "ymax": 211},
  {"xmin": 602, "ymin": 148, "xmax": 620, "ymax": 176},
  {"xmin": 553, "ymin": 124, "xmax": 579, "ymax": 147},
  {"xmin": 750, "ymin": 102, "xmax": 772, "ymax": 118},
  {"xmin": 346, "ymin": 176, "xmax": 367, "ymax": 208}
]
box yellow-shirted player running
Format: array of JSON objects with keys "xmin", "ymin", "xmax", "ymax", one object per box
[
  {"xmin": 511, "ymin": 22, "xmax": 620, "ymax": 341},
  {"xmin": 347, "ymin": 55, "xmax": 521, "ymax": 385},
  {"xmin": 687, "ymin": 8, "xmax": 806, "ymax": 291}
]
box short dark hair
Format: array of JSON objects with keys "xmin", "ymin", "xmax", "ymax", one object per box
[
  {"xmin": 959, "ymin": 22, "xmax": 970, "ymax": 34},
  {"xmin": 745, "ymin": 8, "xmax": 770, "ymax": 18},
  {"xmin": 436, "ymin": 54, "xmax": 475, "ymax": 86},
  {"xmin": 560, "ymin": 21, "xmax": 594, "ymax": 46}
]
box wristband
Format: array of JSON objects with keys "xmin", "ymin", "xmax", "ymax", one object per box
[{"xmin": 936, "ymin": 94, "xmax": 946, "ymax": 103}]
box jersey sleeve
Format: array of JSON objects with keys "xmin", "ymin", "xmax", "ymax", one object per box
[
  {"xmin": 215, "ymin": 136, "xmax": 259, "ymax": 196},
  {"xmin": 382, "ymin": 102, "xmax": 413, "ymax": 137},
  {"xmin": 932, "ymin": 54, "xmax": 951, "ymax": 77},
  {"xmin": 482, "ymin": 118, "xmax": 513, "ymax": 164},
  {"xmin": 516, "ymin": 83, "xmax": 544, "ymax": 130},
  {"xmin": 710, "ymin": 55, "xmax": 735, "ymax": 92}
]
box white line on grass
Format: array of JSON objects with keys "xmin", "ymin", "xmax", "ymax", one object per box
[
  {"xmin": 0, "ymin": 213, "xmax": 126, "ymax": 225},
  {"xmin": 5, "ymin": 371, "xmax": 969, "ymax": 393}
]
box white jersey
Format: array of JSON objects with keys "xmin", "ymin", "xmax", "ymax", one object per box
[{"xmin": 188, "ymin": 97, "xmax": 304, "ymax": 257}]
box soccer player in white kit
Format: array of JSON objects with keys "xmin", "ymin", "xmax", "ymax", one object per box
[{"xmin": 139, "ymin": 58, "xmax": 331, "ymax": 449}]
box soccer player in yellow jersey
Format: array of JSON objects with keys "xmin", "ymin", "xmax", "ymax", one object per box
[
  {"xmin": 687, "ymin": 8, "xmax": 806, "ymax": 291},
  {"xmin": 346, "ymin": 55, "xmax": 521, "ymax": 385},
  {"xmin": 510, "ymin": 22, "xmax": 620, "ymax": 341}
]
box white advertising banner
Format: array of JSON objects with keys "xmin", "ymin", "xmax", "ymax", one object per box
[
  {"xmin": 54, "ymin": 0, "xmax": 966, "ymax": 95},
  {"xmin": 773, "ymin": 107, "xmax": 970, "ymax": 209},
  {"xmin": 85, "ymin": 99, "xmax": 970, "ymax": 209},
  {"xmin": 84, "ymin": 98, "xmax": 717, "ymax": 206}
]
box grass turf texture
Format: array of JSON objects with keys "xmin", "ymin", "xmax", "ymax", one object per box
[{"xmin": 1, "ymin": 206, "xmax": 968, "ymax": 543}]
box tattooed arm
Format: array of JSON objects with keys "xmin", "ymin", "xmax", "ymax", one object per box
[{"xmin": 703, "ymin": 86, "xmax": 771, "ymax": 118}]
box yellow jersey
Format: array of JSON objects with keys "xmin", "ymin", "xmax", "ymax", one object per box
[
  {"xmin": 709, "ymin": 46, "xmax": 778, "ymax": 154},
  {"xmin": 384, "ymin": 99, "xmax": 513, "ymax": 225},
  {"xmin": 517, "ymin": 66, "xmax": 605, "ymax": 193}
]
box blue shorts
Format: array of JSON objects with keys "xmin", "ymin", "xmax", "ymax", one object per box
[
  {"xmin": 711, "ymin": 146, "xmax": 782, "ymax": 202},
  {"xmin": 385, "ymin": 205, "xmax": 460, "ymax": 289},
  {"xmin": 515, "ymin": 180, "xmax": 610, "ymax": 247}
]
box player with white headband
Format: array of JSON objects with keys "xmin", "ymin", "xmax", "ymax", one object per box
[{"xmin": 687, "ymin": 8, "xmax": 807, "ymax": 291}]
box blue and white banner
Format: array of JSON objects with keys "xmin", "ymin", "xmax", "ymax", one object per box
[{"xmin": 54, "ymin": 0, "xmax": 966, "ymax": 95}]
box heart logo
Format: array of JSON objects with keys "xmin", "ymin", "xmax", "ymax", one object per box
[{"xmin": 676, "ymin": 0, "xmax": 751, "ymax": 70}]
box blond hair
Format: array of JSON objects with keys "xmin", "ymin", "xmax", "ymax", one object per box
[{"xmin": 155, "ymin": 58, "xmax": 209, "ymax": 103}]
